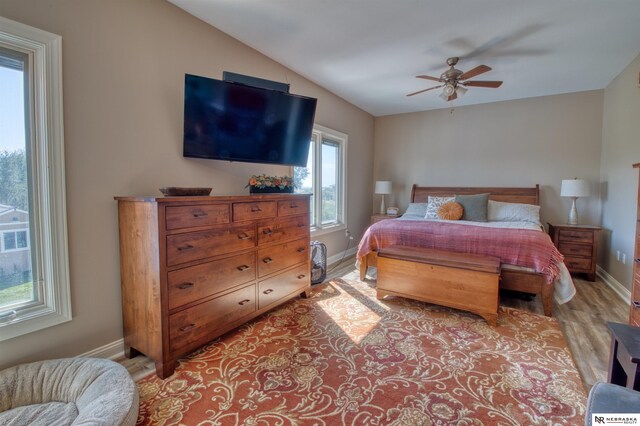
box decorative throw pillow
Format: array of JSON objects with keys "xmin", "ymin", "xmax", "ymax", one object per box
[
  {"xmin": 488, "ymin": 200, "xmax": 541, "ymax": 225},
  {"xmin": 425, "ymin": 196, "xmax": 454, "ymax": 219},
  {"xmin": 455, "ymin": 193, "xmax": 489, "ymax": 222},
  {"xmin": 404, "ymin": 203, "xmax": 428, "ymax": 217},
  {"xmin": 437, "ymin": 201, "xmax": 464, "ymax": 220}
]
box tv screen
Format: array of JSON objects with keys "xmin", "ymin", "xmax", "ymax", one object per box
[{"xmin": 183, "ymin": 74, "xmax": 317, "ymax": 167}]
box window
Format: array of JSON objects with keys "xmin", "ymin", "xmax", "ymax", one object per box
[
  {"xmin": 0, "ymin": 16, "xmax": 70, "ymax": 341},
  {"xmin": 294, "ymin": 125, "xmax": 347, "ymax": 235},
  {"xmin": 2, "ymin": 230, "xmax": 29, "ymax": 252}
]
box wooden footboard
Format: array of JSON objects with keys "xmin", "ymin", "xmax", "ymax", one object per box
[{"xmin": 360, "ymin": 252, "xmax": 553, "ymax": 317}]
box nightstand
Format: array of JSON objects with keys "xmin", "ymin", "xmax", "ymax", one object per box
[
  {"xmin": 371, "ymin": 214, "xmax": 401, "ymax": 225},
  {"xmin": 548, "ymin": 223, "xmax": 601, "ymax": 281}
]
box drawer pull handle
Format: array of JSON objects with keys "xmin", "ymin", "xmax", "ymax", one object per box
[
  {"xmin": 290, "ymin": 204, "xmax": 299, "ymax": 209},
  {"xmin": 177, "ymin": 282, "xmax": 194, "ymax": 290},
  {"xmin": 191, "ymin": 209, "xmax": 208, "ymax": 218},
  {"xmin": 238, "ymin": 299, "xmax": 251, "ymax": 305},
  {"xmin": 179, "ymin": 323, "xmax": 196, "ymax": 332},
  {"xmin": 634, "ymin": 301, "xmax": 640, "ymax": 309},
  {"xmin": 238, "ymin": 233, "xmax": 251, "ymax": 240},
  {"xmin": 297, "ymin": 274, "xmax": 306, "ymax": 279},
  {"xmin": 297, "ymin": 223, "xmax": 305, "ymax": 228},
  {"xmin": 177, "ymin": 244, "xmax": 194, "ymax": 251},
  {"xmin": 263, "ymin": 229, "xmax": 273, "ymax": 235},
  {"xmin": 636, "ymin": 258, "xmax": 640, "ymax": 263},
  {"xmin": 237, "ymin": 265, "xmax": 250, "ymax": 271},
  {"xmin": 297, "ymin": 247, "xmax": 306, "ymax": 253},
  {"xmin": 263, "ymin": 257, "xmax": 273, "ymax": 264},
  {"xmin": 263, "ymin": 289, "xmax": 274, "ymax": 294},
  {"xmin": 251, "ymin": 206, "xmax": 262, "ymax": 212}
]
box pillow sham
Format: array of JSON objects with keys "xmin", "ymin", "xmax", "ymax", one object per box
[
  {"xmin": 455, "ymin": 193, "xmax": 489, "ymax": 222},
  {"xmin": 488, "ymin": 200, "xmax": 541, "ymax": 225},
  {"xmin": 425, "ymin": 196, "xmax": 454, "ymax": 219},
  {"xmin": 404, "ymin": 202, "xmax": 428, "ymax": 217},
  {"xmin": 437, "ymin": 201, "xmax": 464, "ymax": 220}
]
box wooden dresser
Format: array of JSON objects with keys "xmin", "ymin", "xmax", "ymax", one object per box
[
  {"xmin": 548, "ymin": 223, "xmax": 601, "ymax": 281},
  {"xmin": 115, "ymin": 194, "xmax": 311, "ymax": 378},
  {"xmin": 629, "ymin": 163, "xmax": 640, "ymax": 326}
]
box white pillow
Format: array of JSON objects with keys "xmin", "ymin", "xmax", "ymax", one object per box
[
  {"xmin": 425, "ymin": 196, "xmax": 454, "ymax": 219},
  {"xmin": 488, "ymin": 200, "xmax": 541, "ymax": 225},
  {"xmin": 404, "ymin": 203, "xmax": 428, "ymax": 217}
]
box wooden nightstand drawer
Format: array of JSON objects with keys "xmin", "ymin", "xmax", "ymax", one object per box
[
  {"xmin": 563, "ymin": 256, "xmax": 592, "ymax": 272},
  {"xmin": 558, "ymin": 242, "xmax": 592, "ymax": 258},
  {"xmin": 558, "ymin": 229, "xmax": 594, "ymax": 244},
  {"xmin": 371, "ymin": 214, "xmax": 401, "ymax": 225}
]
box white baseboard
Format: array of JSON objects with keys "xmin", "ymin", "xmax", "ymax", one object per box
[
  {"xmin": 78, "ymin": 338, "xmax": 124, "ymax": 360},
  {"xmin": 597, "ymin": 265, "xmax": 630, "ymax": 305},
  {"xmin": 327, "ymin": 246, "xmax": 358, "ymax": 267}
]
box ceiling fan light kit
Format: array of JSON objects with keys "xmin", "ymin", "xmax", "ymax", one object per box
[{"xmin": 407, "ymin": 56, "xmax": 503, "ymax": 102}]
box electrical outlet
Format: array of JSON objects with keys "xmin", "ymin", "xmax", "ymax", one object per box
[
  {"xmin": 622, "ymin": 253, "xmax": 627, "ymax": 264},
  {"xmin": 345, "ymin": 229, "xmax": 353, "ymax": 240},
  {"xmin": 617, "ymin": 250, "xmax": 621, "ymax": 261}
]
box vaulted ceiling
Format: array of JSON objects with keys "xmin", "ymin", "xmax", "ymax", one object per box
[{"xmin": 170, "ymin": 0, "xmax": 640, "ymax": 116}]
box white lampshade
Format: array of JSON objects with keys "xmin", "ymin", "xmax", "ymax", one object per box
[
  {"xmin": 375, "ymin": 181, "xmax": 392, "ymax": 195},
  {"xmin": 560, "ymin": 179, "xmax": 590, "ymax": 198}
]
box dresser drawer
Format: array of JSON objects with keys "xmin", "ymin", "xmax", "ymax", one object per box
[
  {"xmin": 558, "ymin": 242, "xmax": 592, "ymax": 258},
  {"xmin": 168, "ymin": 252, "xmax": 256, "ymax": 310},
  {"xmin": 166, "ymin": 223, "xmax": 255, "ymax": 266},
  {"xmin": 277, "ymin": 199, "xmax": 309, "ymax": 217},
  {"xmin": 165, "ymin": 204, "xmax": 230, "ymax": 230},
  {"xmin": 563, "ymin": 256, "xmax": 592, "ymax": 272},
  {"xmin": 169, "ymin": 284, "xmax": 256, "ymax": 354},
  {"xmin": 257, "ymin": 215, "xmax": 309, "ymax": 246},
  {"xmin": 233, "ymin": 202, "xmax": 277, "ymax": 222},
  {"xmin": 558, "ymin": 229, "xmax": 594, "ymax": 244},
  {"xmin": 257, "ymin": 237, "xmax": 308, "ymax": 277},
  {"xmin": 258, "ymin": 264, "xmax": 309, "ymax": 309}
]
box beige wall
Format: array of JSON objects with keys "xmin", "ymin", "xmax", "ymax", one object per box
[
  {"xmin": 373, "ymin": 91, "xmax": 604, "ymax": 228},
  {"xmin": 0, "ymin": 0, "xmax": 374, "ymax": 368},
  {"xmin": 600, "ymin": 53, "xmax": 640, "ymax": 290}
]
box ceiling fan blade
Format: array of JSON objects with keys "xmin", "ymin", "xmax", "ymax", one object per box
[
  {"xmin": 416, "ymin": 74, "xmax": 443, "ymax": 82},
  {"xmin": 446, "ymin": 92, "xmax": 458, "ymax": 102},
  {"xmin": 462, "ymin": 80, "xmax": 503, "ymax": 88},
  {"xmin": 459, "ymin": 65, "xmax": 491, "ymax": 80},
  {"xmin": 406, "ymin": 85, "xmax": 443, "ymax": 97}
]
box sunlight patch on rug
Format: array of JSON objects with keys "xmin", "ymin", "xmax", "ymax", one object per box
[{"xmin": 136, "ymin": 278, "xmax": 586, "ymax": 425}]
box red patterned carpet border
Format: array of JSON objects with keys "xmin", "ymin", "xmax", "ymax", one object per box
[{"xmin": 136, "ymin": 278, "xmax": 586, "ymax": 425}]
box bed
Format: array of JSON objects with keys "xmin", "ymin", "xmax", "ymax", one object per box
[{"xmin": 357, "ymin": 184, "xmax": 576, "ymax": 317}]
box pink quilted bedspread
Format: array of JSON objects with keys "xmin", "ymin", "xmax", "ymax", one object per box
[{"xmin": 357, "ymin": 220, "xmax": 564, "ymax": 283}]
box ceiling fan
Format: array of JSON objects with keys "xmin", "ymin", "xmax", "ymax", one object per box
[{"xmin": 407, "ymin": 57, "xmax": 503, "ymax": 101}]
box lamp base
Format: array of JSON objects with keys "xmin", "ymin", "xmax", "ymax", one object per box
[
  {"xmin": 379, "ymin": 195, "xmax": 386, "ymax": 215},
  {"xmin": 568, "ymin": 197, "xmax": 578, "ymax": 225}
]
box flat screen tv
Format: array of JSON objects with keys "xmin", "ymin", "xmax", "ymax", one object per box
[{"xmin": 183, "ymin": 74, "xmax": 317, "ymax": 167}]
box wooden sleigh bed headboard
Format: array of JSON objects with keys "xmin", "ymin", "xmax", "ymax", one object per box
[{"xmin": 411, "ymin": 184, "xmax": 540, "ymax": 206}]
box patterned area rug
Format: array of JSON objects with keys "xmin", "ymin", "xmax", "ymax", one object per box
[{"xmin": 136, "ymin": 278, "xmax": 586, "ymax": 425}]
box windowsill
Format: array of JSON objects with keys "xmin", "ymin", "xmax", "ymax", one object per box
[{"xmin": 311, "ymin": 223, "xmax": 346, "ymax": 238}]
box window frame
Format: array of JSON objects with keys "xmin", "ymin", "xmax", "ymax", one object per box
[
  {"xmin": 294, "ymin": 124, "xmax": 348, "ymax": 237},
  {"xmin": 0, "ymin": 16, "xmax": 71, "ymax": 341}
]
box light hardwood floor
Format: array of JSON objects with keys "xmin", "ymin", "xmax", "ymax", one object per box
[{"xmin": 120, "ymin": 258, "xmax": 629, "ymax": 389}]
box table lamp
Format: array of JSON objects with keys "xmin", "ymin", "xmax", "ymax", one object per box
[
  {"xmin": 375, "ymin": 181, "xmax": 392, "ymax": 215},
  {"xmin": 560, "ymin": 178, "xmax": 590, "ymax": 225}
]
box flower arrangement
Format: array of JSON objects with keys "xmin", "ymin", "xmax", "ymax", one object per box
[{"xmin": 246, "ymin": 175, "xmax": 294, "ymax": 192}]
